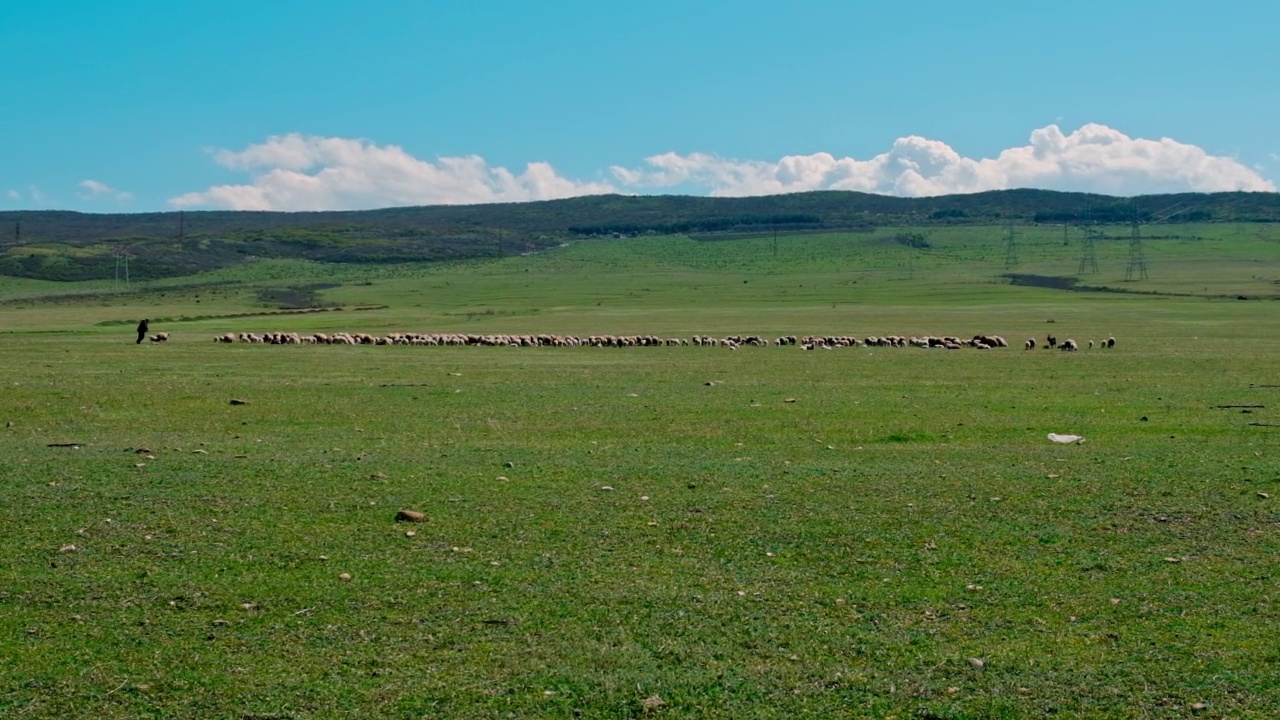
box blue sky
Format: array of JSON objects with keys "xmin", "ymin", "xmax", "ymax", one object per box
[{"xmin": 2, "ymin": 0, "xmax": 1276, "ymax": 212}]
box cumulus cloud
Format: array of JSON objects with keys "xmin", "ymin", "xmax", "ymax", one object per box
[
  {"xmin": 5, "ymin": 190, "xmax": 18, "ymax": 200},
  {"xmin": 612, "ymin": 123, "xmax": 1276, "ymax": 197},
  {"xmin": 171, "ymin": 125, "xmax": 1275, "ymax": 211},
  {"xmin": 170, "ymin": 134, "xmax": 617, "ymax": 211},
  {"xmin": 78, "ymin": 179, "xmax": 134, "ymax": 202}
]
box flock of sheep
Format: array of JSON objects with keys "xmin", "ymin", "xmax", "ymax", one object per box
[{"xmin": 208, "ymin": 331, "xmax": 1116, "ymax": 351}]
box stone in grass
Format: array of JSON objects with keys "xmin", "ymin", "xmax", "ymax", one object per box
[
  {"xmin": 968, "ymin": 657, "xmax": 985, "ymax": 670},
  {"xmin": 229, "ymin": 399, "xmax": 249, "ymax": 406},
  {"xmin": 641, "ymin": 694, "xmax": 667, "ymax": 711},
  {"xmin": 338, "ymin": 573, "xmax": 352, "ymax": 581},
  {"xmin": 395, "ymin": 510, "xmax": 425, "ymax": 523}
]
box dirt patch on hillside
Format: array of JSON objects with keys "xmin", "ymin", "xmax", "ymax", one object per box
[
  {"xmin": 1004, "ymin": 274, "xmax": 1082, "ymax": 291},
  {"xmin": 1003, "ymin": 274, "xmax": 1272, "ymax": 300},
  {"xmin": 256, "ymin": 283, "xmax": 341, "ymax": 309}
]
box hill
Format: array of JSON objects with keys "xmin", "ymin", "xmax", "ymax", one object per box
[{"xmin": 1, "ymin": 189, "xmax": 1277, "ymax": 281}]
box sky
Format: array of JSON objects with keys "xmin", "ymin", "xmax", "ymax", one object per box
[{"xmin": 2, "ymin": 0, "xmax": 1277, "ymax": 213}]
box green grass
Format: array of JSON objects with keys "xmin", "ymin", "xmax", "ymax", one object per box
[{"xmin": 1, "ymin": 226, "xmax": 1279, "ymax": 718}]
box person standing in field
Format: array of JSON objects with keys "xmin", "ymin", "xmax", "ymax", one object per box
[{"xmin": 136, "ymin": 318, "xmax": 149, "ymax": 344}]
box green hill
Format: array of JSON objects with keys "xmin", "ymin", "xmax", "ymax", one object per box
[{"xmin": 1, "ymin": 189, "xmax": 1277, "ymax": 281}]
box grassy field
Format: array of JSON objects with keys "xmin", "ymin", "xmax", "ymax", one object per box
[{"xmin": 1, "ymin": 226, "xmax": 1279, "ymax": 718}]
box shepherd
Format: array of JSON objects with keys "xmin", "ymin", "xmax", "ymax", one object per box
[{"xmin": 136, "ymin": 318, "xmax": 149, "ymax": 345}]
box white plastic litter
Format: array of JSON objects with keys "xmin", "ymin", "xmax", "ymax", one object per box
[{"xmin": 1047, "ymin": 433, "xmax": 1085, "ymax": 444}]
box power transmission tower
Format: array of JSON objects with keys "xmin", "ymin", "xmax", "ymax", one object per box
[
  {"xmin": 1077, "ymin": 210, "xmax": 1098, "ymax": 275},
  {"xmin": 1124, "ymin": 203, "xmax": 1148, "ymax": 281},
  {"xmin": 1077, "ymin": 229, "xmax": 1098, "ymax": 274},
  {"xmin": 114, "ymin": 244, "xmax": 133, "ymax": 284},
  {"xmin": 1003, "ymin": 225, "xmax": 1019, "ymax": 267}
]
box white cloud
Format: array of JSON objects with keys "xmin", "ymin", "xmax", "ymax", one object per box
[
  {"xmin": 170, "ymin": 134, "xmax": 617, "ymax": 211},
  {"xmin": 612, "ymin": 123, "xmax": 1277, "ymax": 197},
  {"xmin": 171, "ymin": 125, "xmax": 1276, "ymax": 211},
  {"xmin": 78, "ymin": 179, "xmax": 134, "ymax": 202},
  {"xmin": 5, "ymin": 190, "xmax": 18, "ymax": 200}
]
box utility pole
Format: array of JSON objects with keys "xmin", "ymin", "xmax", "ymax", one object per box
[{"xmin": 178, "ymin": 211, "xmax": 185, "ymax": 239}]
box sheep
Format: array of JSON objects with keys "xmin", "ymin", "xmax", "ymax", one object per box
[
  {"xmin": 1106, "ymin": 336, "xmax": 1116, "ymax": 348},
  {"xmin": 1060, "ymin": 339, "xmax": 1079, "ymax": 351},
  {"xmin": 149, "ymin": 332, "xmax": 170, "ymax": 343},
  {"xmin": 210, "ymin": 329, "xmax": 1041, "ymax": 353},
  {"xmin": 1046, "ymin": 335, "xmax": 1057, "ymax": 349}
]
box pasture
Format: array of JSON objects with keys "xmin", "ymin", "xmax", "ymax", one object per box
[{"xmin": 1, "ymin": 226, "xmax": 1278, "ymax": 718}]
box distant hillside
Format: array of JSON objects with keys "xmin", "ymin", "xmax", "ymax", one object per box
[{"xmin": 1, "ymin": 189, "xmax": 1277, "ymax": 281}]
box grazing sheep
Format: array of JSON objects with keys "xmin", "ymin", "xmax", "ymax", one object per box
[
  {"xmin": 1046, "ymin": 335, "xmax": 1057, "ymax": 349},
  {"xmin": 1060, "ymin": 339, "xmax": 1079, "ymax": 351},
  {"xmin": 149, "ymin": 332, "xmax": 170, "ymax": 343},
  {"xmin": 1089, "ymin": 340, "xmax": 1094, "ymax": 349},
  {"xmin": 1106, "ymin": 336, "xmax": 1116, "ymax": 348},
  {"xmin": 211, "ymin": 328, "xmax": 1038, "ymax": 354}
]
